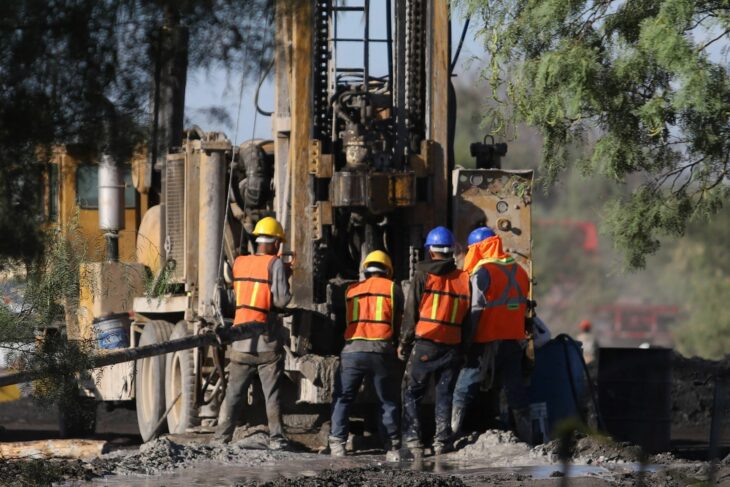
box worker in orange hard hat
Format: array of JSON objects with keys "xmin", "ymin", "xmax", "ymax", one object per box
[
  {"xmin": 214, "ymin": 216, "xmax": 291, "ymax": 450},
  {"xmin": 329, "ymin": 250, "xmax": 404, "ymax": 461},
  {"xmin": 576, "ymin": 319, "xmax": 598, "ymax": 364},
  {"xmin": 452, "ymin": 227, "xmax": 532, "ymax": 443}
]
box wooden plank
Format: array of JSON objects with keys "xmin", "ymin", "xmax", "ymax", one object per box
[{"xmin": 0, "ymin": 440, "xmax": 107, "ymax": 460}]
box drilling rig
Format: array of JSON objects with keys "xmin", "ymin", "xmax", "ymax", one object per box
[{"xmin": 26, "ymin": 0, "xmax": 534, "ymax": 442}]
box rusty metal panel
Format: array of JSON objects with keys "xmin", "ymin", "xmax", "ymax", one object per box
[
  {"xmin": 390, "ymin": 172, "xmax": 416, "ymax": 207},
  {"xmin": 288, "ymin": 0, "xmax": 314, "ymax": 306},
  {"xmin": 331, "ymin": 171, "xmax": 367, "ymax": 207},
  {"xmin": 452, "ymin": 168, "xmax": 533, "ymax": 269}
]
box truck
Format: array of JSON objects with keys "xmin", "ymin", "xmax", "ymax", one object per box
[{"xmin": 35, "ymin": 0, "xmax": 534, "ymax": 442}]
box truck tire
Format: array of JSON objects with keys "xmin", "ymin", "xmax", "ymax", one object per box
[
  {"xmin": 58, "ymin": 395, "xmax": 97, "ymax": 438},
  {"xmin": 165, "ymin": 321, "xmax": 199, "ymax": 434},
  {"xmin": 135, "ymin": 320, "xmax": 174, "ymax": 442}
]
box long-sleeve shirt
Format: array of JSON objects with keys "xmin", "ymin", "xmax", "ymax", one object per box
[
  {"xmin": 400, "ymin": 258, "xmax": 472, "ymax": 350},
  {"xmin": 341, "ymin": 283, "xmax": 404, "ymax": 355},
  {"xmin": 232, "ymin": 256, "xmax": 291, "ymax": 354}
]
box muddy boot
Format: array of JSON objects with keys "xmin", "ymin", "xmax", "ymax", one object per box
[
  {"xmin": 328, "ymin": 436, "xmax": 346, "ymax": 457},
  {"xmin": 405, "ymin": 439, "xmax": 423, "ymax": 460},
  {"xmin": 268, "ymin": 435, "xmax": 289, "ymax": 451},
  {"xmin": 451, "ymin": 406, "xmax": 465, "ymax": 436},
  {"xmin": 384, "ymin": 439, "xmax": 401, "ymax": 462},
  {"xmin": 432, "ymin": 440, "xmax": 452, "ymax": 455},
  {"xmin": 512, "ymin": 408, "xmax": 533, "ymax": 445}
]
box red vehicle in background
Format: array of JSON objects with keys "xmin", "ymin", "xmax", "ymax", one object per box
[{"xmin": 594, "ymin": 304, "xmax": 680, "ymax": 348}]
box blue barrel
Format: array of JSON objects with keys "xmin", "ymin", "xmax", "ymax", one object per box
[
  {"xmin": 528, "ymin": 335, "xmax": 586, "ymax": 437},
  {"xmin": 93, "ymin": 313, "xmax": 131, "ymax": 349},
  {"xmin": 598, "ymin": 347, "xmax": 672, "ymax": 453}
]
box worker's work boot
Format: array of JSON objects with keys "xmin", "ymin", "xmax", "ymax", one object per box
[
  {"xmin": 512, "ymin": 407, "xmax": 533, "ymax": 445},
  {"xmin": 268, "ymin": 436, "xmax": 289, "ymax": 451},
  {"xmin": 451, "ymin": 406, "xmax": 465, "ymax": 435},
  {"xmin": 328, "ymin": 436, "xmax": 346, "ymax": 457},
  {"xmin": 432, "ymin": 440, "xmax": 452, "ymax": 455},
  {"xmin": 405, "ymin": 439, "xmax": 423, "ymax": 460},
  {"xmin": 384, "ymin": 439, "xmax": 401, "ymax": 462}
]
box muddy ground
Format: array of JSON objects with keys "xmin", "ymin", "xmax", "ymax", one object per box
[
  {"xmin": 1, "ymin": 350, "xmax": 729, "ymax": 486},
  {"xmin": 1, "ymin": 424, "xmax": 728, "ymax": 486}
]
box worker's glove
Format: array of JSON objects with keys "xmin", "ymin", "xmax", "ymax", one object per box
[{"xmin": 397, "ymin": 344, "xmax": 410, "ymax": 362}]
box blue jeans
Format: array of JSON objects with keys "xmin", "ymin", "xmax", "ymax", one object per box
[
  {"xmin": 402, "ymin": 340, "xmax": 461, "ymax": 446},
  {"xmin": 453, "ymin": 340, "xmax": 529, "ymax": 411},
  {"xmin": 330, "ymin": 352, "xmax": 400, "ymax": 444}
]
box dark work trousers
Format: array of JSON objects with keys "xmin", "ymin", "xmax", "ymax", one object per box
[
  {"xmin": 214, "ymin": 350, "xmax": 284, "ymax": 441},
  {"xmin": 402, "ymin": 340, "xmax": 461, "ymax": 447},
  {"xmin": 330, "ymin": 352, "xmax": 400, "ymax": 445},
  {"xmin": 452, "ymin": 340, "xmax": 529, "ymax": 412}
]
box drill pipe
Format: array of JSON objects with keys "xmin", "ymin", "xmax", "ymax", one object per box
[{"xmin": 0, "ymin": 325, "xmax": 256, "ymax": 388}]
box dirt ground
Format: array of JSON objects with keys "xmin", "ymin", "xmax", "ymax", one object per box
[{"xmin": 1, "ymin": 350, "xmax": 729, "ymax": 486}]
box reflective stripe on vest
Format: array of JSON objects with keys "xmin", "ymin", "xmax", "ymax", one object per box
[
  {"xmin": 233, "ymin": 254, "xmax": 277, "ymax": 325},
  {"xmin": 415, "ymin": 269, "xmax": 470, "ymax": 345},
  {"xmin": 474, "ymin": 261, "xmax": 530, "ymax": 343},
  {"xmin": 344, "ymin": 276, "xmax": 395, "ymax": 341}
]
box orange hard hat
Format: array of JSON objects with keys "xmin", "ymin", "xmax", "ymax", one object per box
[{"xmin": 579, "ymin": 319, "xmax": 592, "ymax": 332}]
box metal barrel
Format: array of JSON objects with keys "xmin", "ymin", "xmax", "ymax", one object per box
[
  {"xmin": 92, "ymin": 313, "xmax": 131, "ymax": 350},
  {"xmin": 598, "ymin": 347, "xmax": 672, "ymax": 453}
]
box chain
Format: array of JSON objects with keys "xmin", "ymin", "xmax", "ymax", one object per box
[{"xmin": 404, "ymin": 0, "xmax": 425, "ymax": 149}]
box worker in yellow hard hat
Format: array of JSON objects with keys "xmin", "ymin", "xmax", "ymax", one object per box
[
  {"xmin": 329, "ymin": 250, "xmax": 404, "ymax": 461},
  {"xmin": 215, "ymin": 215, "xmax": 291, "ymax": 450}
]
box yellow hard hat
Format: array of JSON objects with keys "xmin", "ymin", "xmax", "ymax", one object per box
[
  {"xmin": 253, "ymin": 217, "xmax": 286, "ymax": 243},
  {"xmin": 362, "ymin": 250, "xmax": 393, "ymax": 277}
]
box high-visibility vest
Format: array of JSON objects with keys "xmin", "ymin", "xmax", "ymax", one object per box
[
  {"xmin": 233, "ymin": 254, "xmax": 277, "ymax": 326},
  {"xmin": 474, "ymin": 261, "xmax": 529, "ymax": 343},
  {"xmin": 415, "ymin": 269, "xmax": 470, "ymax": 345},
  {"xmin": 344, "ymin": 276, "xmax": 395, "ymax": 341}
]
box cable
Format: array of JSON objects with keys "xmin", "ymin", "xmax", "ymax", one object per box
[
  {"xmin": 254, "ymin": 58, "xmax": 274, "ymax": 117},
  {"xmin": 450, "ymin": 16, "xmax": 470, "ymax": 75}
]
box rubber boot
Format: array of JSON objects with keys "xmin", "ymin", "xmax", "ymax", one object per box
[
  {"xmin": 451, "ymin": 406, "xmax": 465, "ymax": 435},
  {"xmin": 328, "ymin": 436, "xmax": 346, "ymax": 457},
  {"xmin": 512, "ymin": 407, "xmax": 533, "ymax": 445}
]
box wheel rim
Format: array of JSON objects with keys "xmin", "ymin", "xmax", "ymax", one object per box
[
  {"xmin": 140, "ymin": 358, "xmax": 155, "ymax": 423},
  {"xmin": 169, "ymin": 352, "xmax": 183, "ymax": 431}
]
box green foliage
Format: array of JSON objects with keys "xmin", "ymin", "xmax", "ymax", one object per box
[
  {"xmin": 0, "ymin": 218, "xmax": 95, "ymax": 404},
  {"xmin": 668, "ymin": 206, "xmax": 730, "ymax": 359},
  {"xmin": 463, "ymin": 0, "xmax": 730, "ymax": 268}
]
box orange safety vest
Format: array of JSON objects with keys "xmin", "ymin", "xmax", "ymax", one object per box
[
  {"xmin": 233, "ymin": 254, "xmax": 277, "ymax": 326},
  {"xmin": 474, "ymin": 261, "xmax": 530, "ymax": 343},
  {"xmin": 344, "ymin": 276, "xmax": 395, "ymax": 341},
  {"xmin": 415, "ymin": 270, "xmax": 470, "ymax": 345}
]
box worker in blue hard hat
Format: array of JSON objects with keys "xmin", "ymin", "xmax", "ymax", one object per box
[
  {"xmin": 452, "ymin": 226, "xmax": 533, "ymax": 443},
  {"xmin": 467, "ymin": 226, "xmax": 496, "ymax": 247},
  {"xmin": 399, "ymin": 226, "xmax": 472, "ymax": 456}
]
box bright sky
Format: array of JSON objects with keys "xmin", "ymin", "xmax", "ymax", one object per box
[{"xmin": 185, "ymin": 8, "xmax": 482, "ymax": 145}]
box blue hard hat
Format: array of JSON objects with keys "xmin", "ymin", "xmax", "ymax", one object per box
[
  {"xmin": 467, "ymin": 226, "xmax": 496, "ymax": 246},
  {"xmin": 425, "ymin": 226, "xmax": 455, "ymax": 250}
]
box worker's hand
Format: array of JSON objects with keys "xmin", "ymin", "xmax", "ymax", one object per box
[
  {"xmin": 280, "ymin": 251, "xmax": 296, "ymax": 275},
  {"xmin": 397, "ymin": 344, "xmax": 409, "ymax": 362}
]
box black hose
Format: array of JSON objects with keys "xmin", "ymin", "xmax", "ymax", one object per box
[
  {"xmin": 555, "ymin": 333, "xmax": 605, "ymax": 430},
  {"xmin": 254, "ymin": 58, "xmax": 274, "ymax": 117},
  {"xmin": 450, "ymin": 16, "xmax": 471, "ymax": 75}
]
